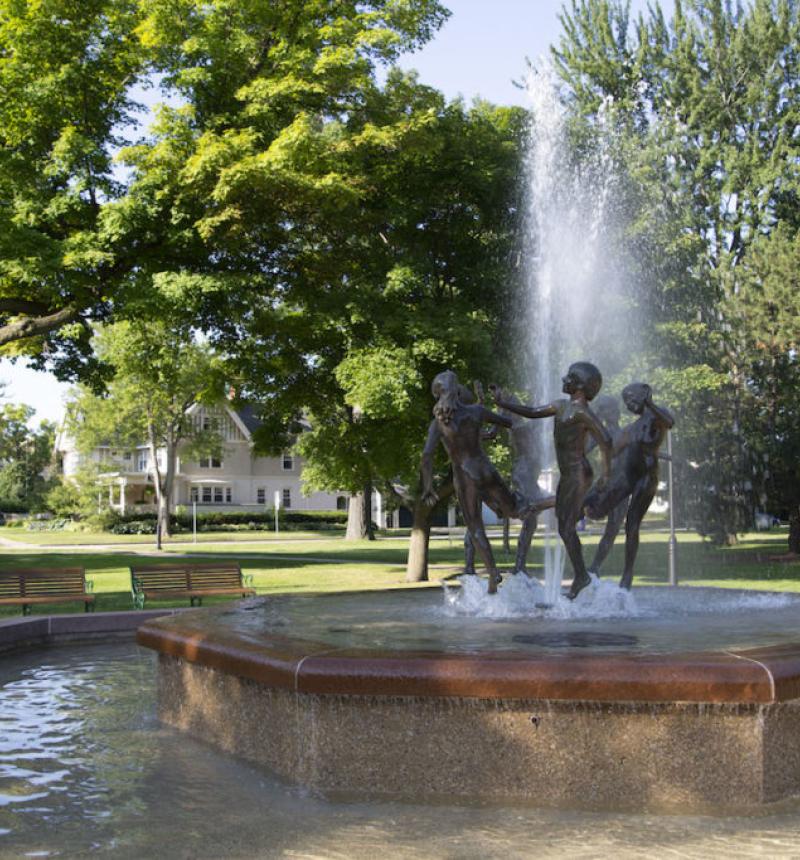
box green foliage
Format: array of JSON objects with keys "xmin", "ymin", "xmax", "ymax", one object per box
[
  {"xmin": 0, "ymin": 404, "xmax": 55, "ymax": 511},
  {"xmin": 45, "ymin": 462, "xmax": 108, "ymax": 520},
  {"xmin": 0, "ymin": 0, "xmax": 146, "ymax": 376}
]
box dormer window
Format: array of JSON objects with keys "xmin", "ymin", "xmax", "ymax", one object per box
[{"xmin": 282, "ymin": 452, "xmax": 294, "ymax": 471}]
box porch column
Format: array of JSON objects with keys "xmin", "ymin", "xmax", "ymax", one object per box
[{"xmin": 119, "ymin": 478, "xmax": 127, "ymax": 515}]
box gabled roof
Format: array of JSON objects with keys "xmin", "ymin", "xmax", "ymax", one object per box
[{"xmin": 235, "ymin": 404, "xmax": 263, "ymax": 436}]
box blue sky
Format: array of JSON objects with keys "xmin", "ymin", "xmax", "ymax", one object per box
[{"xmin": 3, "ymin": 0, "xmax": 653, "ymax": 425}]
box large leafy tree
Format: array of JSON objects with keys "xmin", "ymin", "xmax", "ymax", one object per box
[
  {"xmin": 725, "ymin": 226, "xmax": 800, "ymax": 552},
  {"xmin": 0, "ymin": 0, "xmax": 145, "ymax": 378},
  {"xmin": 110, "ymin": 2, "xmax": 524, "ymax": 574},
  {"xmin": 0, "ymin": 403, "xmax": 55, "ymax": 512},
  {"xmin": 223, "ymin": 94, "xmax": 525, "ymax": 575},
  {"xmin": 554, "ymin": 0, "xmax": 800, "ymax": 544},
  {"xmin": 68, "ymin": 322, "xmax": 224, "ymax": 546}
]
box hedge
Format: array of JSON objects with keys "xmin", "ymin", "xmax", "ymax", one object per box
[{"xmin": 105, "ymin": 508, "xmax": 347, "ymax": 534}]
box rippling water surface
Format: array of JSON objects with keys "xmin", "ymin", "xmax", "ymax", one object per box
[{"xmin": 2, "ymin": 641, "xmax": 800, "ymax": 858}]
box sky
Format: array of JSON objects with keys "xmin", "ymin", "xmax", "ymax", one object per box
[{"xmin": 3, "ymin": 0, "xmax": 652, "ymax": 426}]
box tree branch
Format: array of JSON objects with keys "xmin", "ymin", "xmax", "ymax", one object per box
[{"xmin": 0, "ymin": 305, "xmax": 80, "ymax": 348}]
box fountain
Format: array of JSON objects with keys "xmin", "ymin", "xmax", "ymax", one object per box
[{"xmin": 137, "ymin": 66, "xmax": 800, "ymax": 811}]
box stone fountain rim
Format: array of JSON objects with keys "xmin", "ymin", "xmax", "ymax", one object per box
[{"xmin": 136, "ymin": 587, "xmax": 800, "ymax": 706}]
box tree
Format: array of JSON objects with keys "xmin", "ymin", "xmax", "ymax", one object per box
[
  {"xmin": 232, "ymin": 95, "xmax": 526, "ymax": 574},
  {"xmin": 0, "ymin": 404, "xmax": 55, "ymax": 511},
  {"xmin": 69, "ymin": 321, "xmax": 224, "ymax": 547},
  {"xmin": 553, "ymin": 0, "xmax": 800, "ymax": 543},
  {"xmin": 110, "ymin": 1, "xmax": 524, "ymax": 571},
  {"xmin": 725, "ymin": 226, "xmax": 800, "ymax": 553},
  {"xmin": 0, "ymin": 0, "xmax": 148, "ymax": 379}
]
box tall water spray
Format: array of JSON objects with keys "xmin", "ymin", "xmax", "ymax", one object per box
[{"xmin": 523, "ymin": 63, "xmax": 629, "ymax": 603}]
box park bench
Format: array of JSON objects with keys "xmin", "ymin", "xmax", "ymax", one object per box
[
  {"xmin": 130, "ymin": 563, "xmax": 256, "ymax": 609},
  {"xmin": 0, "ymin": 568, "xmax": 95, "ymax": 615}
]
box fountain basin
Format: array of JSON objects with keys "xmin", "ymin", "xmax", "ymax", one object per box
[{"xmin": 137, "ymin": 586, "xmax": 800, "ymax": 810}]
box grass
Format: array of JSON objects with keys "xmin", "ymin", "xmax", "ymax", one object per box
[
  {"xmin": 0, "ymin": 528, "xmax": 339, "ymax": 546},
  {"xmin": 0, "ymin": 525, "xmax": 797, "ymax": 617}
]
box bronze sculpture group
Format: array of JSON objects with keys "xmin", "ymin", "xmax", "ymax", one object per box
[{"xmin": 421, "ymin": 363, "xmax": 674, "ymax": 599}]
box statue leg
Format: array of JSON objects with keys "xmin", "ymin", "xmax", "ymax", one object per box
[
  {"xmin": 588, "ymin": 498, "xmax": 628, "ymax": 575},
  {"xmin": 557, "ymin": 470, "xmax": 593, "ymax": 600},
  {"xmin": 458, "ymin": 477, "xmax": 502, "ymax": 594},
  {"xmin": 619, "ymin": 478, "xmax": 657, "ymax": 590},
  {"xmin": 514, "ymin": 512, "xmax": 536, "ymax": 575},
  {"xmin": 463, "ymin": 531, "xmax": 476, "ymax": 575}
]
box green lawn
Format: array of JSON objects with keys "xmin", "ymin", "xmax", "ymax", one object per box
[
  {"xmin": 0, "ymin": 526, "xmax": 796, "ymax": 617},
  {"xmin": 0, "ymin": 528, "xmax": 339, "ymax": 546}
]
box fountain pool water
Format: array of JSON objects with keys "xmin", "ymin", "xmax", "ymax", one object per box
[
  {"xmin": 5, "ymin": 640, "xmax": 800, "ymax": 857},
  {"xmin": 139, "ymin": 583, "xmax": 800, "ymax": 810}
]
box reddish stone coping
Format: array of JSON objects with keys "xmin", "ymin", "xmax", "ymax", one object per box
[
  {"xmin": 136, "ymin": 612, "xmax": 800, "ymax": 705},
  {"xmin": 0, "ymin": 608, "xmax": 188, "ymax": 651}
]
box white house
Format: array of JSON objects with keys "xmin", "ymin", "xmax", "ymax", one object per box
[{"xmin": 54, "ymin": 402, "xmax": 347, "ymax": 515}]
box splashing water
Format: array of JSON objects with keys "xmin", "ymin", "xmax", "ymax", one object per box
[{"xmin": 442, "ymin": 574, "xmax": 641, "ymax": 620}]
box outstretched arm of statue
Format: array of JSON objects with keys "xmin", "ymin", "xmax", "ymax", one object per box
[
  {"xmin": 420, "ymin": 420, "xmax": 442, "ymax": 507},
  {"xmin": 644, "ymin": 389, "xmax": 675, "ymax": 429},
  {"xmin": 480, "ymin": 406, "xmax": 513, "ymax": 429},
  {"xmin": 488, "ymin": 384, "xmax": 557, "ymax": 420}
]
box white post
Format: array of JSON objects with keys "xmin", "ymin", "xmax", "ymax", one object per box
[
  {"xmin": 192, "ymin": 500, "xmax": 197, "ymax": 544},
  {"xmin": 119, "ymin": 478, "xmax": 127, "ymax": 515},
  {"xmin": 274, "ymin": 490, "xmax": 281, "ymax": 534},
  {"xmin": 667, "ymin": 430, "xmax": 678, "ymax": 586},
  {"xmin": 375, "ymin": 490, "xmax": 382, "ymax": 530}
]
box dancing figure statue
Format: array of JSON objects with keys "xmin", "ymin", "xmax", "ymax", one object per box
[
  {"xmin": 463, "ymin": 386, "xmax": 553, "ymax": 575},
  {"xmin": 585, "ymin": 395, "xmax": 628, "ymax": 578},
  {"xmin": 421, "ymin": 370, "xmax": 533, "ymax": 594},
  {"xmin": 491, "ymin": 362, "xmax": 612, "ymax": 600},
  {"xmin": 584, "ymin": 382, "xmax": 674, "ymax": 589}
]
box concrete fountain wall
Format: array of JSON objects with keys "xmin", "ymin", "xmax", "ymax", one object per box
[{"xmin": 137, "ymin": 594, "xmax": 800, "ymax": 810}]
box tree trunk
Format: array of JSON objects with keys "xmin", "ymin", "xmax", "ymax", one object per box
[
  {"xmin": 364, "ymin": 480, "xmax": 375, "ymax": 541},
  {"xmin": 345, "ymin": 492, "xmax": 368, "ymax": 540},
  {"xmin": 405, "ymin": 500, "xmax": 432, "ymax": 582},
  {"xmin": 789, "ymin": 506, "xmax": 800, "ymax": 555},
  {"xmin": 147, "ymin": 433, "xmax": 164, "ymax": 551},
  {"xmin": 161, "ymin": 438, "xmax": 177, "ymax": 539}
]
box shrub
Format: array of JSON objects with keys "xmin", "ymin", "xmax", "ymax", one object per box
[{"xmin": 26, "ymin": 518, "xmax": 70, "ymax": 532}]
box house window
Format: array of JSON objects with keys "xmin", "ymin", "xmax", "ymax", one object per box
[
  {"xmin": 199, "ymin": 457, "xmax": 222, "ymax": 468},
  {"xmin": 225, "ymin": 487, "xmax": 232, "ymax": 503},
  {"xmin": 257, "ymin": 488, "xmax": 266, "ymax": 505},
  {"xmin": 214, "ymin": 486, "xmax": 223, "ymax": 503},
  {"xmin": 136, "ymin": 452, "xmax": 147, "ymax": 472},
  {"xmin": 190, "ymin": 487, "xmax": 198, "ymax": 503},
  {"xmin": 336, "ymin": 496, "xmax": 347, "ymax": 511},
  {"xmin": 202, "ymin": 486, "xmax": 212, "ymax": 503},
  {"xmin": 282, "ymin": 488, "xmax": 291, "ymax": 509},
  {"xmin": 282, "ymin": 452, "xmax": 294, "ymax": 471}
]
